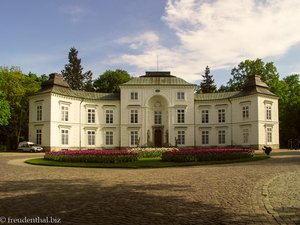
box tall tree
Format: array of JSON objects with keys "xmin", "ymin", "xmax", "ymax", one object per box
[
  {"xmin": 225, "ymin": 58, "xmax": 280, "ymax": 92},
  {"xmin": 199, "ymin": 66, "xmax": 217, "ymax": 93},
  {"xmin": 0, "ymin": 74, "xmax": 10, "ymax": 125},
  {"xmin": 93, "ymin": 69, "xmax": 132, "ymax": 93},
  {"xmin": 61, "ymin": 47, "xmax": 93, "ymax": 91}
]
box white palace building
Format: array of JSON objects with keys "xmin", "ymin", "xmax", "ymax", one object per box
[{"xmin": 29, "ymin": 71, "xmax": 279, "ymax": 151}]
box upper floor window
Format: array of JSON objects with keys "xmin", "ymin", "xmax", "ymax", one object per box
[
  {"xmin": 177, "ymin": 109, "xmax": 185, "ymax": 123},
  {"xmin": 87, "ymin": 130, "xmax": 95, "ymax": 145},
  {"xmin": 201, "ymin": 110, "xmax": 209, "ymax": 123},
  {"xmin": 177, "ymin": 130, "xmax": 185, "ymax": 145},
  {"xmin": 61, "ymin": 106, "xmax": 69, "ymax": 122},
  {"xmin": 218, "ymin": 130, "xmax": 225, "ymax": 144},
  {"xmin": 36, "ymin": 105, "xmax": 42, "ymax": 121},
  {"xmin": 201, "ymin": 130, "xmax": 209, "ymax": 144},
  {"xmin": 242, "ymin": 106, "xmax": 249, "ymax": 119},
  {"xmin": 266, "ymin": 105, "xmax": 272, "ymax": 120},
  {"xmin": 106, "ymin": 110, "xmax": 113, "ymax": 124},
  {"xmin": 177, "ymin": 92, "xmax": 185, "ymax": 100},
  {"xmin": 130, "ymin": 92, "xmax": 138, "ymax": 100},
  {"xmin": 130, "ymin": 109, "xmax": 138, "ymax": 123},
  {"xmin": 218, "ymin": 109, "xmax": 225, "ymax": 123},
  {"xmin": 87, "ymin": 109, "xmax": 95, "ymax": 123},
  {"xmin": 154, "ymin": 111, "xmax": 162, "ymax": 124}
]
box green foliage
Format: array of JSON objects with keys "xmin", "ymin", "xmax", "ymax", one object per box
[
  {"xmin": 0, "ymin": 74, "xmax": 11, "ymax": 125},
  {"xmin": 93, "ymin": 69, "xmax": 132, "ymax": 93},
  {"xmin": 128, "ymin": 147, "xmax": 177, "ymax": 158},
  {"xmin": 61, "ymin": 47, "xmax": 93, "ymax": 91},
  {"xmin": 0, "ymin": 66, "xmax": 41, "ymax": 149},
  {"xmin": 199, "ymin": 66, "xmax": 217, "ymax": 93}
]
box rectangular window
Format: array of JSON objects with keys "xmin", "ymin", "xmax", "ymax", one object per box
[
  {"xmin": 243, "ymin": 128, "xmax": 249, "ymax": 143},
  {"xmin": 87, "ymin": 109, "xmax": 95, "ymax": 123},
  {"xmin": 218, "ymin": 130, "xmax": 225, "ymax": 144},
  {"xmin": 201, "ymin": 110, "xmax": 209, "ymax": 123},
  {"xmin": 87, "ymin": 131, "xmax": 95, "ymax": 146},
  {"xmin": 177, "ymin": 92, "xmax": 185, "ymax": 100},
  {"xmin": 61, "ymin": 129, "xmax": 69, "ymax": 145},
  {"xmin": 36, "ymin": 129, "xmax": 42, "ymax": 145},
  {"xmin": 242, "ymin": 106, "xmax": 249, "ymax": 119},
  {"xmin": 154, "ymin": 111, "xmax": 162, "ymax": 124},
  {"xmin": 37, "ymin": 105, "xmax": 42, "ymax": 121},
  {"xmin": 266, "ymin": 105, "xmax": 272, "ymax": 120},
  {"xmin": 267, "ymin": 127, "xmax": 272, "ymax": 143},
  {"xmin": 177, "ymin": 131, "xmax": 185, "ymax": 145},
  {"xmin": 105, "ymin": 131, "xmax": 113, "ymax": 145},
  {"xmin": 201, "ymin": 130, "xmax": 209, "ymax": 144},
  {"xmin": 130, "ymin": 110, "xmax": 138, "ymax": 123},
  {"xmin": 218, "ymin": 109, "xmax": 225, "ymax": 123},
  {"xmin": 130, "ymin": 92, "xmax": 138, "ymax": 100},
  {"xmin": 106, "ymin": 110, "xmax": 113, "ymax": 124},
  {"xmin": 130, "ymin": 131, "xmax": 139, "ymax": 146},
  {"xmin": 177, "ymin": 109, "xmax": 185, "ymax": 123},
  {"xmin": 61, "ymin": 106, "xmax": 69, "ymax": 122}
]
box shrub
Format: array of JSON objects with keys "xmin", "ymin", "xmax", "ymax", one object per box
[
  {"xmin": 44, "ymin": 150, "xmax": 138, "ymax": 163},
  {"xmin": 128, "ymin": 147, "xmax": 178, "ymax": 158},
  {"xmin": 162, "ymin": 148, "xmax": 254, "ymax": 162}
]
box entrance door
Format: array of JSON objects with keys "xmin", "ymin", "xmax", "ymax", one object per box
[{"xmin": 154, "ymin": 129, "xmax": 162, "ymax": 147}]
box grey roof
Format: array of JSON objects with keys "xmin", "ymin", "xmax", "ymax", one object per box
[
  {"xmin": 194, "ymin": 92, "xmax": 239, "ymax": 101},
  {"xmin": 121, "ymin": 71, "xmax": 195, "ymax": 86}
]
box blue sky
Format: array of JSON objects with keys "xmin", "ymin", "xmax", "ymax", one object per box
[{"xmin": 1, "ymin": 0, "xmax": 300, "ymax": 87}]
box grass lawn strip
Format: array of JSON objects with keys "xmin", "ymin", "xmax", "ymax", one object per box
[{"xmin": 25, "ymin": 154, "xmax": 269, "ymax": 168}]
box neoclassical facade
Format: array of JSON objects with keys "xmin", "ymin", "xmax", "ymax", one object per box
[{"xmin": 29, "ymin": 71, "xmax": 279, "ymax": 151}]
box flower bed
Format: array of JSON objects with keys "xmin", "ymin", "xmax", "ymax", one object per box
[
  {"xmin": 128, "ymin": 147, "xmax": 178, "ymax": 158},
  {"xmin": 162, "ymin": 148, "xmax": 254, "ymax": 162},
  {"xmin": 44, "ymin": 150, "xmax": 138, "ymax": 163}
]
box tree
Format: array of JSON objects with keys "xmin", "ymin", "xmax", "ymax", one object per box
[
  {"xmin": 93, "ymin": 69, "xmax": 132, "ymax": 93},
  {"xmin": 0, "ymin": 67, "xmax": 41, "ymax": 149},
  {"xmin": 199, "ymin": 66, "xmax": 217, "ymax": 93},
  {"xmin": 0, "ymin": 74, "xmax": 10, "ymax": 125},
  {"xmin": 61, "ymin": 47, "xmax": 93, "ymax": 91},
  {"xmin": 225, "ymin": 58, "xmax": 280, "ymax": 92}
]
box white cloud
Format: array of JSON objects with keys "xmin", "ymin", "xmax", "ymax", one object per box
[{"xmin": 112, "ymin": 0, "xmax": 300, "ymax": 83}]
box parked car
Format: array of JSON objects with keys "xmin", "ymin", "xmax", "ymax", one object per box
[{"xmin": 17, "ymin": 141, "xmax": 43, "ymax": 152}]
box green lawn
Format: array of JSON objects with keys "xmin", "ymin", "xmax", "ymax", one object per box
[{"xmin": 25, "ymin": 154, "xmax": 269, "ymax": 169}]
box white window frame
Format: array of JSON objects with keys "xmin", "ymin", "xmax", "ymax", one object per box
[
  {"xmin": 61, "ymin": 129, "xmax": 69, "ymax": 145},
  {"xmin": 105, "ymin": 131, "xmax": 113, "ymax": 145},
  {"xmin": 130, "ymin": 92, "xmax": 138, "ymax": 100},
  {"xmin": 61, "ymin": 106, "xmax": 69, "ymax": 122},
  {"xmin": 267, "ymin": 127, "xmax": 272, "ymax": 143},
  {"xmin": 87, "ymin": 109, "xmax": 96, "ymax": 124},
  {"xmin": 266, "ymin": 105, "xmax": 272, "ymax": 120},
  {"xmin": 154, "ymin": 111, "xmax": 162, "ymax": 125},
  {"xmin": 87, "ymin": 130, "xmax": 95, "ymax": 146},
  {"xmin": 130, "ymin": 109, "xmax": 138, "ymax": 124},
  {"xmin": 218, "ymin": 109, "xmax": 225, "ymax": 123},
  {"xmin": 177, "ymin": 130, "xmax": 185, "ymax": 145},
  {"xmin": 218, "ymin": 130, "xmax": 226, "ymax": 144},
  {"xmin": 201, "ymin": 110, "xmax": 209, "ymax": 123},
  {"xmin": 242, "ymin": 106, "xmax": 249, "ymax": 119},
  {"xmin": 177, "ymin": 92, "xmax": 185, "ymax": 100},
  {"xmin": 243, "ymin": 128, "xmax": 249, "ymax": 144},
  {"xmin": 201, "ymin": 130, "xmax": 209, "ymax": 145},
  {"xmin": 36, "ymin": 105, "xmax": 43, "ymax": 121},
  {"xmin": 36, "ymin": 129, "xmax": 42, "ymax": 145},
  {"xmin": 130, "ymin": 131, "xmax": 139, "ymax": 146},
  {"xmin": 106, "ymin": 110, "xmax": 114, "ymax": 124},
  {"xmin": 177, "ymin": 109, "xmax": 185, "ymax": 123}
]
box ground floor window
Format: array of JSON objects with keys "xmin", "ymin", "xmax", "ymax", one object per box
[
  {"xmin": 61, "ymin": 129, "xmax": 69, "ymax": 145},
  {"xmin": 36, "ymin": 129, "xmax": 42, "ymax": 145},
  {"xmin": 105, "ymin": 131, "xmax": 113, "ymax": 145},
  {"xmin": 130, "ymin": 131, "xmax": 139, "ymax": 146},
  {"xmin": 87, "ymin": 131, "xmax": 95, "ymax": 146},
  {"xmin": 201, "ymin": 130, "xmax": 209, "ymax": 144},
  {"xmin": 218, "ymin": 130, "xmax": 225, "ymax": 144},
  {"xmin": 267, "ymin": 127, "xmax": 272, "ymax": 143},
  {"xmin": 177, "ymin": 130, "xmax": 185, "ymax": 145},
  {"xmin": 243, "ymin": 128, "xmax": 249, "ymax": 144}
]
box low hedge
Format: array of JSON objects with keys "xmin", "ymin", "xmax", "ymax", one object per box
[
  {"xmin": 44, "ymin": 150, "xmax": 138, "ymax": 163},
  {"xmin": 128, "ymin": 147, "xmax": 178, "ymax": 158},
  {"xmin": 162, "ymin": 148, "xmax": 254, "ymax": 162}
]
